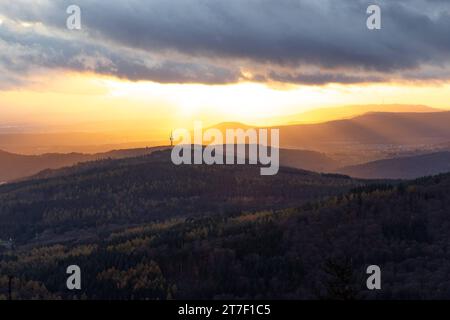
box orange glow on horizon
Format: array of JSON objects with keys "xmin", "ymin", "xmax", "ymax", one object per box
[{"xmin": 1, "ymin": 71, "xmax": 450, "ymax": 142}]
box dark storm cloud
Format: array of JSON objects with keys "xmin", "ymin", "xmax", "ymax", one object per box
[
  {"xmin": 267, "ymin": 71, "xmax": 385, "ymax": 85},
  {"xmin": 0, "ymin": 0, "xmax": 450, "ymax": 86},
  {"xmin": 0, "ymin": 22, "xmax": 239, "ymax": 84}
]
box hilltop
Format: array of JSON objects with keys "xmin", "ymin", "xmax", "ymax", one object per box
[{"xmin": 0, "ymin": 150, "xmax": 363, "ymax": 244}]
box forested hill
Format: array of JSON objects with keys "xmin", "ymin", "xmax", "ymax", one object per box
[
  {"xmin": 1, "ymin": 167, "xmax": 450, "ymax": 299},
  {"xmin": 337, "ymin": 151, "xmax": 450, "ymax": 179},
  {"xmin": 0, "ymin": 150, "xmax": 362, "ymax": 244},
  {"xmin": 0, "ymin": 147, "xmax": 167, "ymax": 183}
]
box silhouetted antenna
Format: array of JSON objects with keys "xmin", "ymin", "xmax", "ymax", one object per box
[{"xmin": 170, "ymin": 130, "xmax": 174, "ymax": 147}]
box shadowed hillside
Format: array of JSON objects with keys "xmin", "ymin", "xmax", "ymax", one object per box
[
  {"xmin": 0, "ymin": 149, "xmax": 96, "ymax": 183},
  {"xmin": 0, "ymin": 146, "xmax": 340, "ymax": 183},
  {"xmin": 337, "ymin": 152, "xmax": 450, "ymax": 179},
  {"xmin": 210, "ymin": 111, "xmax": 450, "ymax": 165},
  {"xmin": 0, "ymin": 147, "xmax": 168, "ymax": 183},
  {"xmin": 279, "ymin": 112, "xmax": 450, "ymax": 152},
  {"xmin": 0, "ymin": 150, "xmax": 363, "ymax": 244},
  {"xmin": 2, "ymin": 157, "xmax": 450, "ymax": 299}
]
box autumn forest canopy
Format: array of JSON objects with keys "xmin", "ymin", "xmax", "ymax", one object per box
[{"xmin": 1, "ymin": 0, "xmax": 450, "ymax": 302}]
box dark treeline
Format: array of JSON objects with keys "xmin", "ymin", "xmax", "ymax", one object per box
[
  {"xmin": 1, "ymin": 151, "xmax": 448, "ymax": 299},
  {"xmin": 0, "ymin": 151, "xmax": 361, "ymax": 243}
]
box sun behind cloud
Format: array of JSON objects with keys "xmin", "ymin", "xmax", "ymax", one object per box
[{"xmin": 1, "ymin": 71, "xmax": 450, "ymax": 141}]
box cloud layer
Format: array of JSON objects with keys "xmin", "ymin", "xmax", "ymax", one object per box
[{"xmin": 1, "ymin": 0, "xmax": 450, "ymax": 87}]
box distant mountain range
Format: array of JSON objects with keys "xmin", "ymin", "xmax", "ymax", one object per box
[
  {"xmin": 0, "ymin": 104, "xmax": 445, "ymax": 155},
  {"xmin": 271, "ymin": 104, "xmax": 442, "ymax": 125},
  {"xmin": 210, "ymin": 111, "xmax": 450, "ymax": 154},
  {"xmin": 209, "ymin": 111, "xmax": 450, "ymax": 168},
  {"xmin": 2, "ymin": 108, "xmax": 450, "ymax": 182},
  {"xmin": 278, "ymin": 111, "xmax": 450, "ymax": 152}
]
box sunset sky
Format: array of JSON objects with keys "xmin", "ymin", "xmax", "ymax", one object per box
[{"xmin": 1, "ymin": 0, "xmax": 450, "ymax": 140}]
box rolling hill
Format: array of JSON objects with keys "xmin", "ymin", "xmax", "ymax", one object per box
[
  {"xmin": 279, "ymin": 148, "xmax": 338, "ymax": 172},
  {"xmin": 6, "ymin": 110, "xmax": 449, "ymax": 183},
  {"xmin": 272, "ymin": 104, "xmax": 442, "ymax": 125},
  {"xmin": 211, "ymin": 111, "xmax": 450, "ymax": 153},
  {"xmin": 209, "ymin": 111, "xmax": 450, "ymax": 166},
  {"xmin": 2, "ymin": 151, "xmax": 450, "ymax": 299},
  {"xmin": 0, "ymin": 149, "xmax": 363, "ymax": 244},
  {"xmin": 337, "ymin": 151, "xmax": 450, "ymax": 179},
  {"xmin": 0, "ymin": 149, "xmax": 92, "ymax": 183},
  {"xmin": 3, "ymin": 110, "xmax": 450, "ymax": 183},
  {"xmin": 0, "ymin": 146, "xmax": 339, "ymax": 183},
  {"xmin": 0, "ymin": 147, "xmax": 168, "ymax": 183},
  {"xmin": 279, "ymin": 111, "xmax": 450, "ymax": 152}
]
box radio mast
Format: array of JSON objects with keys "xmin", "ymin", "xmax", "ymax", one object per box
[{"xmin": 170, "ymin": 131, "xmax": 174, "ymax": 147}]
